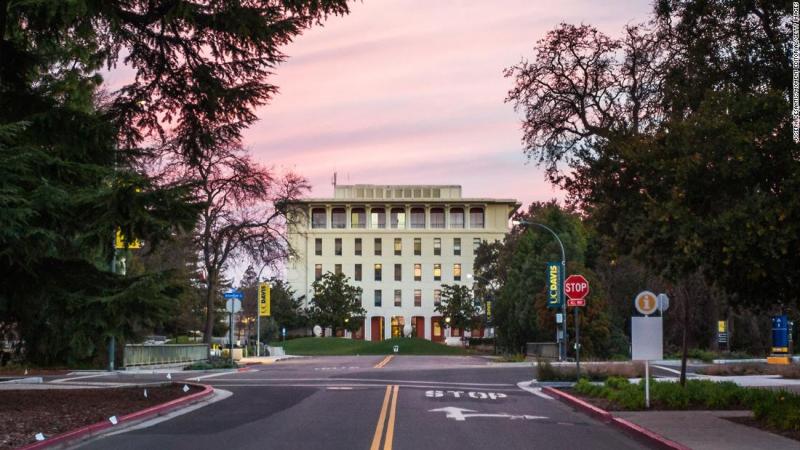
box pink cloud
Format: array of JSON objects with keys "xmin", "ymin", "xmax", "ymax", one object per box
[{"xmin": 245, "ymin": 0, "xmax": 653, "ymax": 209}]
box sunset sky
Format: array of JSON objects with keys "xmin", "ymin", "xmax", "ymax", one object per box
[{"xmin": 244, "ymin": 0, "xmax": 654, "ymax": 207}]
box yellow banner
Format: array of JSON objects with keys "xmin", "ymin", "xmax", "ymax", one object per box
[
  {"xmin": 258, "ymin": 282, "xmax": 271, "ymax": 317},
  {"xmin": 718, "ymin": 320, "xmax": 727, "ymax": 333},
  {"xmin": 115, "ymin": 228, "xmax": 142, "ymax": 249}
]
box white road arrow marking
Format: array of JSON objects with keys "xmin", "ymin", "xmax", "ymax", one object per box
[{"xmin": 429, "ymin": 407, "xmax": 548, "ymax": 422}]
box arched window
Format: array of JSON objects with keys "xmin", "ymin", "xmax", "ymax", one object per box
[
  {"xmin": 469, "ymin": 207, "xmax": 484, "ymax": 228},
  {"xmin": 430, "ymin": 207, "xmax": 445, "ymax": 228},
  {"xmin": 390, "ymin": 208, "xmax": 406, "ymax": 228},
  {"xmin": 410, "ymin": 207, "xmax": 426, "ymax": 228},
  {"xmin": 311, "ymin": 208, "xmax": 327, "ymax": 228},
  {"xmin": 450, "ymin": 208, "xmax": 465, "ymax": 228},
  {"xmin": 331, "ymin": 208, "xmax": 346, "ymax": 229},
  {"xmin": 351, "ymin": 207, "xmax": 366, "ymax": 228},
  {"xmin": 370, "ymin": 208, "xmax": 386, "ymax": 228}
]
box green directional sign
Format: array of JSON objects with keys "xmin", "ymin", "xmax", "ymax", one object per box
[{"xmin": 546, "ymin": 262, "xmax": 563, "ymax": 309}]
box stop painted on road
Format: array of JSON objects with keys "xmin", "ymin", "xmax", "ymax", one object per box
[{"xmin": 425, "ymin": 390, "xmax": 507, "ymax": 400}]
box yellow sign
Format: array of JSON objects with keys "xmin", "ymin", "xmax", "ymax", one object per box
[
  {"xmin": 115, "ymin": 228, "xmax": 141, "ymax": 249},
  {"xmin": 635, "ymin": 291, "xmax": 658, "ymax": 315},
  {"xmin": 258, "ymin": 282, "xmax": 271, "ymax": 317},
  {"xmin": 718, "ymin": 321, "xmax": 727, "ymax": 333}
]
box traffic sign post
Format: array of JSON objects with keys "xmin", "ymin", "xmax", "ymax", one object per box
[
  {"xmin": 224, "ymin": 291, "xmax": 242, "ymax": 362},
  {"xmin": 632, "ymin": 290, "xmax": 665, "ymax": 408},
  {"xmin": 564, "ymin": 274, "xmax": 589, "ymax": 379}
]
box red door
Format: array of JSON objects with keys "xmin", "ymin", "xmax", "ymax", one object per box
[
  {"xmin": 371, "ymin": 317, "xmax": 383, "ymax": 342},
  {"xmin": 414, "ymin": 317, "xmax": 425, "ymax": 338}
]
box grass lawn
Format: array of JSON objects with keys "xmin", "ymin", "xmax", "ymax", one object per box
[{"xmin": 273, "ymin": 337, "xmax": 469, "ymax": 356}]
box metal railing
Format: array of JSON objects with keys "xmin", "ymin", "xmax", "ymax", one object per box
[{"xmin": 123, "ymin": 344, "xmax": 208, "ymax": 368}]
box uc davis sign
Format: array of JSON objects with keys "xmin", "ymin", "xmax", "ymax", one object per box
[{"xmin": 546, "ymin": 262, "xmax": 562, "ymax": 309}]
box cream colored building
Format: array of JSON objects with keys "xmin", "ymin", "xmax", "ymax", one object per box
[{"xmin": 286, "ymin": 185, "xmax": 518, "ymax": 341}]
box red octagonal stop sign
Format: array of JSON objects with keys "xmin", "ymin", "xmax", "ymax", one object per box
[{"xmin": 564, "ymin": 274, "xmax": 590, "ymax": 300}]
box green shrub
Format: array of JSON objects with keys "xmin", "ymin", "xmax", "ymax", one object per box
[
  {"xmin": 606, "ymin": 384, "xmax": 645, "ymax": 409},
  {"xmin": 536, "ymin": 359, "xmax": 566, "ymax": 381},
  {"xmin": 605, "ymin": 376, "xmax": 630, "ymax": 390},
  {"xmin": 184, "ymin": 356, "xmax": 237, "ymax": 370}
]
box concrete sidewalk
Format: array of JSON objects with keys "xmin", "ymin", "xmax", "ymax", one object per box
[
  {"xmin": 238, "ymin": 355, "xmax": 299, "ymax": 365},
  {"xmin": 616, "ymin": 410, "xmax": 798, "ymax": 450}
]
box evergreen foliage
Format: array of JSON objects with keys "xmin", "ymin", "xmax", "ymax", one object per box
[{"xmin": 308, "ymin": 272, "xmax": 366, "ymax": 336}]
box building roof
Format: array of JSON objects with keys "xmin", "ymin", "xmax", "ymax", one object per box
[{"xmin": 288, "ymin": 184, "xmax": 519, "ymax": 206}]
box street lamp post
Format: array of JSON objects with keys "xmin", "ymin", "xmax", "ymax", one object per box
[{"xmin": 512, "ymin": 220, "xmax": 568, "ymax": 362}]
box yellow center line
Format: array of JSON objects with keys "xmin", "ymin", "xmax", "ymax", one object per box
[
  {"xmin": 374, "ymin": 354, "xmax": 394, "ymax": 369},
  {"xmin": 370, "ymin": 385, "xmax": 393, "ymax": 450},
  {"xmin": 383, "ymin": 385, "xmax": 400, "ymax": 450}
]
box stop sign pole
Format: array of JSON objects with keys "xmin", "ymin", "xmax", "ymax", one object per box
[{"xmin": 565, "ymin": 274, "xmax": 590, "ymax": 379}]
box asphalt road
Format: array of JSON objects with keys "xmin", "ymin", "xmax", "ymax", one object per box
[{"xmin": 65, "ymin": 355, "xmax": 650, "ymax": 450}]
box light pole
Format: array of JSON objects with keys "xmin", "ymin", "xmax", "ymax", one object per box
[{"xmin": 511, "ymin": 219, "xmax": 568, "ymax": 362}]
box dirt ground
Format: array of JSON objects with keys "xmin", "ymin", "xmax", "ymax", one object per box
[{"xmin": 0, "ymin": 384, "xmax": 201, "ymax": 449}]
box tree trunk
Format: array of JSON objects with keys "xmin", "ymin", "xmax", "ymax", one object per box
[
  {"xmin": 204, "ymin": 272, "xmax": 216, "ymax": 344},
  {"xmin": 680, "ymin": 287, "xmax": 689, "ymax": 386}
]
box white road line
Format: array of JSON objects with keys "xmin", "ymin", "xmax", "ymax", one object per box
[
  {"xmin": 212, "ymin": 383, "xmax": 521, "ymax": 391},
  {"xmin": 206, "ymin": 377, "xmax": 513, "ymax": 386},
  {"xmin": 51, "ymin": 373, "xmax": 115, "ymax": 383},
  {"xmin": 652, "ymin": 365, "xmax": 683, "ymax": 375},
  {"xmin": 516, "ymin": 380, "xmax": 555, "ymax": 400},
  {"xmin": 192, "ymin": 371, "xmax": 243, "ymax": 381}
]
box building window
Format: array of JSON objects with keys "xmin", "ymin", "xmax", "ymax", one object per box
[
  {"xmin": 332, "ymin": 208, "xmax": 346, "ymax": 228},
  {"xmin": 394, "ymin": 289, "xmax": 402, "ymax": 307},
  {"xmin": 430, "ymin": 208, "xmax": 445, "ymax": 228},
  {"xmin": 315, "ymin": 264, "xmax": 322, "ymax": 281},
  {"xmin": 358, "ymin": 291, "xmax": 363, "ymax": 306},
  {"xmin": 354, "ymin": 264, "xmax": 362, "ymax": 281},
  {"xmin": 315, "ymin": 238, "xmax": 322, "ymax": 256},
  {"xmin": 374, "ymin": 290, "xmax": 382, "ymax": 307},
  {"xmin": 374, "ymin": 237, "xmax": 382, "ymax": 256},
  {"xmin": 394, "ymin": 264, "xmax": 402, "ymax": 281},
  {"xmin": 453, "ymin": 263, "xmax": 462, "ymax": 281},
  {"xmin": 470, "ymin": 207, "xmax": 485, "ymax": 228},
  {"xmin": 454, "ymin": 238, "xmax": 461, "ymax": 256},
  {"xmin": 390, "ymin": 208, "xmax": 406, "ymax": 228},
  {"xmin": 434, "ymin": 289, "xmax": 441, "ymax": 306},
  {"xmin": 355, "ymin": 238, "xmax": 362, "ymax": 256},
  {"xmin": 335, "ymin": 238, "xmax": 342, "ymax": 256},
  {"xmin": 312, "ymin": 208, "xmax": 327, "ymax": 228},
  {"xmin": 374, "ymin": 263, "xmax": 382, "ymax": 281},
  {"xmin": 433, "ymin": 264, "xmax": 441, "ymax": 281},
  {"xmin": 433, "ymin": 238, "xmax": 441, "ymax": 256},
  {"xmin": 394, "ymin": 238, "xmax": 402, "ymax": 256},
  {"xmin": 414, "ymin": 289, "xmax": 422, "ymax": 307},
  {"xmin": 450, "ymin": 208, "xmax": 465, "ymax": 228},
  {"xmin": 414, "ymin": 238, "xmax": 421, "ymax": 256},
  {"xmin": 334, "ymin": 264, "xmax": 342, "ymax": 275},
  {"xmin": 410, "ymin": 207, "xmax": 425, "ymax": 228},
  {"xmin": 473, "ymin": 237, "xmax": 482, "ymax": 252},
  {"xmin": 370, "ymin": 208, "xmax": 386, "ymax": 228},
  {"xmin": 351, "ymin": 208, "xmax": 366, "ymax": 228},
  {"xmin": 414, "ymin": 263, "xmax": 422, "ymax": 281}
]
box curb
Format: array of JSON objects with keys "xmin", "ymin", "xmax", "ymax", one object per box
[
  {"xmin": 542, "ymin": 387, "xmax": 691, "ymax": 450},
  {"xmin": 19, "ymin": 382, "xmax": 214, "ymax": 450}
]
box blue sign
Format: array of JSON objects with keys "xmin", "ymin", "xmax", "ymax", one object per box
[
  {"xmin": 281, "ymin": 327, "xmax": 287, "ymax": 337},
  {"xmin": 546, "ymin": 262, "xmax": 563, "ymax": 309},
  {"xmin": 772, "ymin": 315, "xmax": 789, "ymax": 353},
  {"xmin": 223, "ymin": 291, "xmax": 244, "ymax": 300}
]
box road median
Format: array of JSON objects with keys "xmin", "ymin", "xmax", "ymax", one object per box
[{"xmin": 14, "ymin": 383, "xmax": 213, "ymax": 450}]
